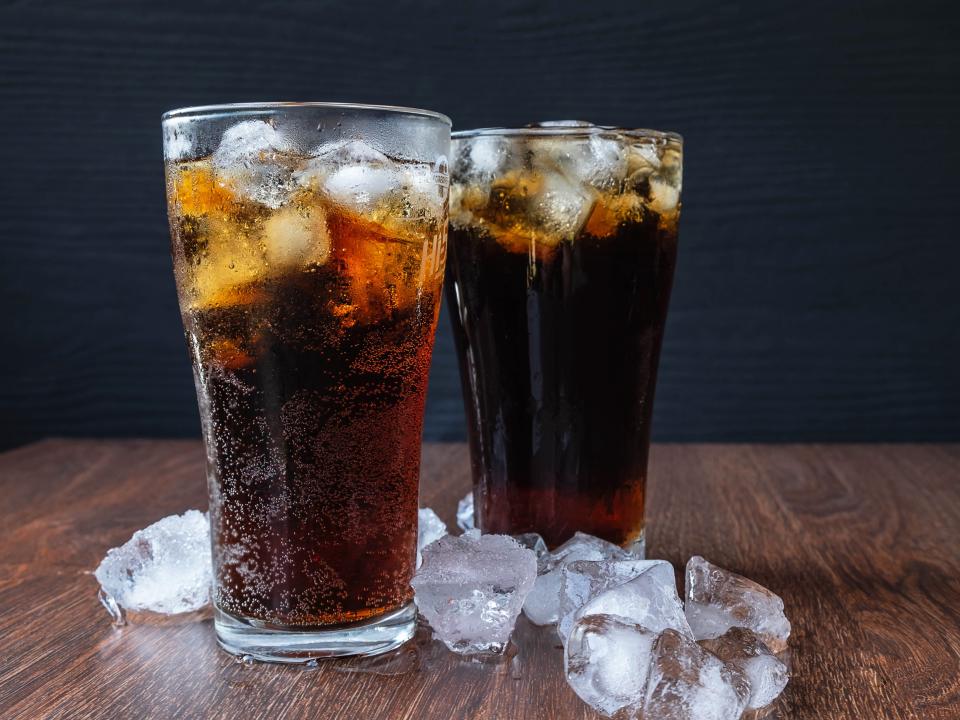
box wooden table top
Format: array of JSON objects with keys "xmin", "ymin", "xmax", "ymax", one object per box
[{"xmin": 1, "ymin": 440, "xmax": 958, "ymax": 719}]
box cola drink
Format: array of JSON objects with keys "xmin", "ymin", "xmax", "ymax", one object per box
[
  {"xmin": 446, "ymin": 123, "xmax": 681, "ymax": 549},
  {"xmin": 163, "ymin": 104, "xmax": 449, "ymax": 659}
]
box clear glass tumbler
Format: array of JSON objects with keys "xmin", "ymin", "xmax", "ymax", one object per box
[
  {"xmin": 162, "ymin": 102, "xmax": 450, "ymax": 661},
  {"xmin": 445, "ymin": 122, "xmax": 682, "ymax": 553}
]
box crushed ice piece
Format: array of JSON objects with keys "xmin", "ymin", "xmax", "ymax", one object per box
[
  {"xmin": 456, "ymin": 491, "xmax": 474, "ymax": 531},
  {"xmin": 411, "ymin": 531, "xmax": 536, "ymax": 654},
  {"xmin": 512, "ymin": 533, "xmax": 550, "ymax": 572},
  {"xmin": 212, "ymin": 120, "xmax": 296, "ymax": 208},
  {"xmin": 558, "ymin": 558, "xmax": 674, "ymax": 644},
  {"xmin": 568, "ymin": 561, "xmax": 692, "ymax": 647},
  {"xmin": 417, "ymin": 507, "xmax": 449, "ymax": 566},
  {"xmin": 699, "ymin": 627, "xmax": 789, "ymax": 710},
  {"xmin": 685, "ymin": 556, "xmax": 791, "ymax": 653},
  {"xmin": 643, "ymin": 628, "xmax": 751, "ymax": 720},
  {"xmin": 94, "ymin": 510, "xmax": 212, "ymax": 617},
  {"xmin": 523, "ymin": 532, "xmax": 629, "ymax": 626},
  {"xmin": 564, "ymin": 614, "xmax": 656, "ymax": 716}
]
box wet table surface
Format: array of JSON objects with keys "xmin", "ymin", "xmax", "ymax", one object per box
[{"xmin": 1, "ymin": 440, "xmax": 959, "ymax": 719}]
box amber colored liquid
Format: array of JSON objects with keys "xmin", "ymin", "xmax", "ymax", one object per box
[
  {"xmin": 176, "ymin": 208, "xmax": 442, "ymax": 627},
  {"xmin": 446, "ymin": 216, "xmax": 677, "ymax": 549}
]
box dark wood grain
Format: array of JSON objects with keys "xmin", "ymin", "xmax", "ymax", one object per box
[
  {"xmin": 1, "ymin": 440, "xmax": 958, "ymax": 719},
  {"xmin": 1, "ymin": 0, "xmax": 959, "ymax": 449}
]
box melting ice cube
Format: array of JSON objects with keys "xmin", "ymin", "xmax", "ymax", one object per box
[
  {"xmin": 698, "ymin": 627, "xmax": 789, "ymax": 710},
  {"xmin": 94, "ymin": 510, "xmax": 212, "ymax": 621},
  {"xmin": 522, "ymin": 532, "xmax": 629, "ymax": 626},
  {"xmin": 643, "ymin": 628, "xmax": 751, "ymax": 720},
  {"xmin": 512, "ymin": 533, "xmax": 550, "ymax": 572},
  {"xmin": 558, "ymin": 558, "xmax": 674, "ymax": 644},
  {"xmin": 567, "ymin": 561, "xmax": 692, "ymax": 646},
  {"xmin": 411, "ymin": 530, "xmax": 537, "ymax": 654},
  {"xmin": 685, "ymin": 556, "xmax": 791, "ymax": 653},
  {"xmin": 564, "ymin": 614, "xmax": 657, "ymax": 716}
]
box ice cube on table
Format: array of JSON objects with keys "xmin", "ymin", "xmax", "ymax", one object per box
[
  {"xmin": 411, "ymin": 530, "xmax": 536, "ymax": 654},
  {"xmin": 212, "ymin": 120, "xmax": 297, "ymax": 209},
  {"xmin": 564, "ymin": 614, "xmax": 657, "ymax": 717},
  {"xmin": 512, "ymin": 533, "xmax": 550, "ymax": 572},
  {"xmin": 94, "ymin": 510, "xmax": 212, "ymax": 621},
  {"xmin": 643, "ymin": 628, "xmax": 751, "ymax": 720},
  {"xmin": 567, "ymin": 561, "xmax": 692, "ymax": 647},
  {"xmin": 417, "ymin": 507, "xmax": 448, "ymax": 567},
  {"xmin": 523, "ymin": 532, "xmax": 629, "ymax": 626},
  {"xmin": 698, "ymin": 627, "xmax": 789, "ymax": 710},
  {"xmin": 456, "ymin": 491, "xmax": 474, "ymax": 531},
  {"xmin": 685, "ymin": 556, "xmax": 791, "ymax": 653},
  {"xmin": 558, "ymin": 559, "xmax": 675, "ymax": 645}
]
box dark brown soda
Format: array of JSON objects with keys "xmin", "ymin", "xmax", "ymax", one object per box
[
  {"xmin": 445, "ymin": 213, "xmax": 677, "ymax": 549},
  {"xmin": 180, "ymin": 218, "xmax": 440, "ymax": 627}
]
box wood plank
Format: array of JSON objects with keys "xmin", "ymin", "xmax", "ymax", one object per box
[{"xmin": 1, "ymin": 440, "xmax": 958, "ymax": 718}]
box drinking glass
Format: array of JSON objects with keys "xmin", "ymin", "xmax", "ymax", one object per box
[
  {"xmin": 162, "ymin": 102, "xmax": 450, "ymax": 661},
  {"xmin": 446, "ymin": 122, "xmax": 681, "ymax": 552}
]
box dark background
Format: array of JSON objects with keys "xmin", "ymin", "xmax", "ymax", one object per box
[{"xmin": 1, "ymin": 0, "xmax": 958, "ymax": 450}]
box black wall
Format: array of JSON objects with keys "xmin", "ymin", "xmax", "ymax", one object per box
[{"xmin": 1, "ymin": 0, "xmax": 958, "ymax": 449}]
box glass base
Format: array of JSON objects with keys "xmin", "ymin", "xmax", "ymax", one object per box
[{"xmin": 214, "ymin": 602, "xmax": 416, "ymax": 663}]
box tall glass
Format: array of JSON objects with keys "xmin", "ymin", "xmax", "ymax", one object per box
[
  {"xmin": 446, "ymin": 123, "xmax": 681, "ymax": 552},
  {"xmin": 162, "ymin": 103, "xmax": 450, "ymax": 661}
]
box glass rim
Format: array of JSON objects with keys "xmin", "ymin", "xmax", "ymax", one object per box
[
  {"xmin": 452, "ymin": 124, "xmax": 682, "ymax": 143},
  {"xmin": 162, "ymin": 101, "xmax": 452, "ymax": 126}
]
